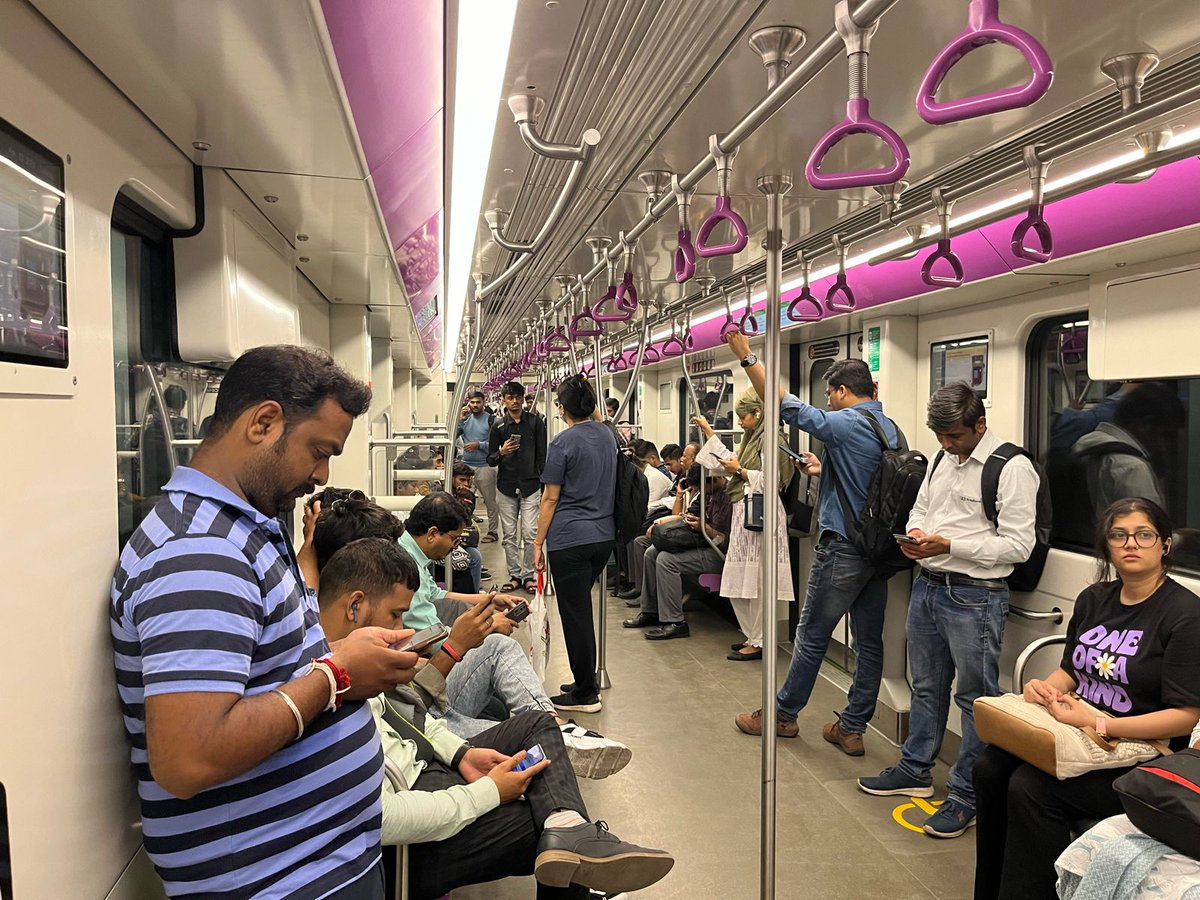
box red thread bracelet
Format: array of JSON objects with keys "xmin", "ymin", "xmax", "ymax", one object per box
[{"xmin": 314, "ymin": 658, "xmax": 352, "ymax": 710}]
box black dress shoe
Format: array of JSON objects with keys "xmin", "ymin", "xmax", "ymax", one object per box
[
  {"xmin": 622, "ymin": 612, "xmax": 660, "ymax": 628},
  {"xmin": 645, "ymin": 622, "xmax": 690, "ymax": 640},
  {"xmin": 727, "ymin": 647, "xmax": 763, "ymax": 661},
  {"xmin": 616, "ymin": 587, "xmax": 641, "ymax": 600},
  {"xmin": 535, "ymin": 821, "xmax": 674, "ymax": 894}
]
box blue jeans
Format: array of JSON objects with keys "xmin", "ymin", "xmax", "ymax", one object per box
[
  {"xmin": 897, "ymin": 573, "xmax": 1008, "ymax": 808},
  {"xmin": 436, "ymin": 634, "xmax": 557, "ymax": 739},
  {"xmin": 776, "ymin": 536, "xmax": 888, "ymax": 733},
  {"xmin": 466, "ymin": 546, "xmax": 483, "ymax": 592}
]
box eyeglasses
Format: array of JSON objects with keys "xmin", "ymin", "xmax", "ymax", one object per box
[{"xmin": 1105, "ymin": 529, "xmax": 1162, "ymax": 549}]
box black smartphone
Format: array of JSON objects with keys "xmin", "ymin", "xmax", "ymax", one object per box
[
  {"xmin": 505, "ymin": 600, "xmax": 531, "ymax": 623},
  {"xmin": 390, "ymin": 623, "xmax": 449, "ymax": 653}
]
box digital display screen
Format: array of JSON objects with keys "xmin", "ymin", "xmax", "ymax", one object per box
[
  {"xmin": 930, "ymin": 335, "xmax": 988, "ymax": 399},
  {"xmin": 0, "ymin": 119, "xmax": 67, "ymax": 369}
]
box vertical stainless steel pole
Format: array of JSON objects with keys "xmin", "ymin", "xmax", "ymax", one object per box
[
  {"xmin": 593, "ymin": 335, "xmax": 611, "ymax": 690},
  {"xmin": 757, "ymin": 172, "xmax": 790, "ymax": 900}
]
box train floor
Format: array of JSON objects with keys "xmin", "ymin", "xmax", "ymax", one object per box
[{"xmin": 454, "ymin": 537, "xmax": 976, "ymax": 900}]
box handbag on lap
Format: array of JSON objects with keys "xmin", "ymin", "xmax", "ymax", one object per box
[
  {"xmin": 974, "ymin": 693, "xmax": 1169, "ymax": 780},
  {"xmin": 649, "ymin": 519, "xmax": 709, "ymax": 554}
]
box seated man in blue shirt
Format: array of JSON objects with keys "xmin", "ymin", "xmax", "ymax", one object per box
[
  {"xmin": 317, "ymin": 536, "xmax": 674, "ymax": 899},
  {"xmin": 725, "ymin": 331, "xmax": 898, "ymax": 757},
  {"xmin": 302, "ymin": 491, "xmax": 631, "ymax": 780}
]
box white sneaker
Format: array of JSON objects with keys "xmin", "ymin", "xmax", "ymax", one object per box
[{"xmin": 559, "ymin": 721, "xmax": 632, "ymax": 779}]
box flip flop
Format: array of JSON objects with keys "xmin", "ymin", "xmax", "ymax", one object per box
[
  {"xmin": 481, "ymin": 533, "xmax": 498, "ymax": 544},
  {"xmin": 522, "ymin": 578, "xmax": 537, "ymax": 594},
  {"xmin": 501, "ymin": 580, "xmax": 520, "ymax": 592}
]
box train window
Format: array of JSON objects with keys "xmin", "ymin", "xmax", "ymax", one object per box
[
  {"xmin": 685, "ymin": 370, "xmax": 735, "ymax": 449},
  {"xmin": 930, "ymin": 334, "xmax": 989, "ymax": 399},
  {"xmin": 1029, "ymin": 314, "xmax": 1200, "ymax": 571},
  {"xmin": 112, "ymin": 199, "xmax": 218, "ymax": 548},
  {"xmin": 0, "ymin": 119, "xmax": 68, "ymax": 369}
]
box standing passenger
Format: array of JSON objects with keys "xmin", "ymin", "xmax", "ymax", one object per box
[
  {"xmin": 458, "ymin": 391, "xmax": 499, "ymax": 544},
  {"xmin": 858, "ymin": 383, "xmax": 1039, "ymax": 839},
  {"xmin": 110, "ymin": 345, "xmax": 418, "ymax": 899},
  {"xmin": 726, "ymin": 332, "xmax": 895, "ymax": 737},
  {"xmin": 489, "ymin": 381, "xmax": 547, "ymax": 593},
  {"xmin": 533, "ymin": 375, "xmax": 617, "ymax": 714}
]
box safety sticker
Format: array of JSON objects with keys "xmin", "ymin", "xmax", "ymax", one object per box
[{"xmin": 891, "ymin": 797, "xmax": 943, "ymax": 833}]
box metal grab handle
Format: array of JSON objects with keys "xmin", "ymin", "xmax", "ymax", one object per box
[
  {"xmin": 615, "ymin": 272, "xmax": 639, "ymax": 313},
  {"xmin": 719, "ymin": 311, "xmax": 741, "ymax": 339},
  {"xmin": 1012, "ymin": 635, "xmax": 1066, "ymax": 689},
  {"xmin": 1010, "ymin": 605, "xmax": 1064, "ymax": 624},
  {"xmin": 674, "ymin": 230, "xmax": 697, "ymax": 283},
  {"xmin": 543, "ymin": 325, "xmax": 572, "ymax": 352},
  {"xmin": 568, "ymin": 305, "xmax": 604, "ymax": 339},
  {"xmin": 921, "ymin": 239, "xmax": 965, "ymax": 286},
  {"xmin": 696, "ymin": 135, "xmax": 748, "ymax": 258},
  {"xmin": 825, "ymin": 236, "xmax": 857, "ymax": 312},
  {"xmin": 739, "ymin": 277, "xmax": 761, "ymax": 335},
  {"xmin": 786, "ymin": 253, "xmax": 822, "ymax": 322},
  {"xmin": 592, "ymin": 284, "xmax": 632, "ymax": 322},
  {"xmin": 1011, "ymin": 145, "xmax": 1053, "ymax": 262},
  {"xmin": 916, "ymin": 0, "xmax": 1054, "ymax": 125},
  {"xmin": 920, "ymin": 187, "xmax": 964, "ymax": 287},
  {"xmin": 1011, "ymin": 204, "xmax": 1054, "ymax": 262},
  {"xmin": 806, "ymin": 97, "xmax": 910, "ymax": 189}
]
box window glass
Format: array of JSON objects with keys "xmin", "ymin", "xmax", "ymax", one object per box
[
  {"xmin": 685, "ymin": 370, "xmax": 735, "ymax": 450},
  {"xmin": 1030, "ymin": 314, "xmax": 1200, "ymax": 571},
  {"xmin": 0, "ymin": 119, "xmax": 68, "ymax": 368}
]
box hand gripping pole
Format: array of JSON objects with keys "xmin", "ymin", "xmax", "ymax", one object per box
[
  {"xmin": 824, "ymin": 235, "xmax": 857, "ymax": 312},
  {"xmin": 806, "ymin": 1, "xmax": 910, "ymax": 190},
  {"xmin": 1010, "ymin": 145, "xmax": 1054, "ymax": 263},
  {"xmin": 718, "ymin": 285, "xmax": 741, "ymax": 340},
  {"xmin": 916, "ymin": 0, "xmax": 1054, "ymax": 125},
  {"xmin": 920, "ymin": 188, "xmax": 965, "ymax": 287},
  {"xmin": 696, "ymin": 135, "xmax": 749, "ymax": 258}
]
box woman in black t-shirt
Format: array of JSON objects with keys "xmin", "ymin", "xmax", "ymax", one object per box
[{"xmin": 973, "ymin": 497, "xmax": 1200, "ymax": 900}]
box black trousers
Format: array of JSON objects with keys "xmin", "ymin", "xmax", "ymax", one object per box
[
  {"xmin": 972, "ymin": 745, "xmax": 1132, "ymax": 900},
  {"xmin": 547, "ymin": 540, "xmax": 614, "ymax": 697},
  {"xmin": 408, "ymin": 710, "xmax": 590, "ymax": 900}
]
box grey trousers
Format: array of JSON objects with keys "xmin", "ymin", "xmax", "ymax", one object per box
[
  {"xmin": 629, "ymin": 534, "xmax": 651, "ymax": 592},
  {"xmin": 497, "ymin": 489, "xmax": 540, "ymax": 582},
  {"xmin": 469, "ymin": 463, "xmax": 499, "ymax": 536},
  {"xmin": 639, "ymin": 544, "xmax": 725, "ymax": 623}
]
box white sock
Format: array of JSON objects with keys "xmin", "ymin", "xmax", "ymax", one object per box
[{"xmin": 544, "ymin": 809, "xmax": 587, "ymax": 830}]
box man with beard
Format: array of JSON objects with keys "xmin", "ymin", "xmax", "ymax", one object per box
[{"xmin": 110, "ymin": 345, "xmax": 418, "ymax": 900}]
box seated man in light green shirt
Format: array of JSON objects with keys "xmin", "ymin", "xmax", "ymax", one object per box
[{"xmin": 316, "ymin": 536, "xmax": 675, "ymax": 899}]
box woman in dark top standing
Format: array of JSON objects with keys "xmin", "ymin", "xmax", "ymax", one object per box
[
  {"xmin": 973, "ymin": 497, "xmax": 1200, "ymax": 900},
  {"xmin": 533, "ymin": 375, "xmax": 617, "ymax": 714}
]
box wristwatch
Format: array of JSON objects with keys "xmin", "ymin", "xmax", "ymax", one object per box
[{"xmin": 740, "ymin": 353, "xmax": 758, "ymax": 369}]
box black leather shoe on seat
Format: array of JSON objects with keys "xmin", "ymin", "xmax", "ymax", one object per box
[
  {"xmin": 535, "ymin": 820, "xmax": 674, "ymax": 894},
  {"xmin": 622, "ymin": 612, "xmax": 659, "ymax": 628},
  {"xmin": 644, "ymin": 622, "xmax": 690, "ymax": 640}
]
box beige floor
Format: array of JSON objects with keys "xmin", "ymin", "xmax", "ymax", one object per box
[{"xmin": 454, "ymin": 538, "xmax": 976, "ymax": 900}]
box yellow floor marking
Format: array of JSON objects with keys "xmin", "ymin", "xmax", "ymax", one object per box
[{"xmin": 891, "ymin": 796, "xmax": 943, "ymax": 833}]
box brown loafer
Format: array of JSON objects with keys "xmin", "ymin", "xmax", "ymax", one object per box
[
  {"xmin": 822, "ymin": 717, "xmax": 865, "ymax": 756},
  {"xmin": 734, "ymin": 709, "xmax": 798, "ymax": 738}
]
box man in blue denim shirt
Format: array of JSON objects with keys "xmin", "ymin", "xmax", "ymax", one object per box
[
  {"xmin": 858, "ymin": 383, "xmax": 1038, "ymax": 839},
  {"xmin": 726, "ymin": 332, "xmax": 898, "ymax": 758},
  {"xmin": 457, "ymin": 391, "xmax": 499, "ymax": 542}
]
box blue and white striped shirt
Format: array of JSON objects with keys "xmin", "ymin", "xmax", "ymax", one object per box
[{"xmin": 110, "ymin": 467, "xmax": 383, "ymax": 899}]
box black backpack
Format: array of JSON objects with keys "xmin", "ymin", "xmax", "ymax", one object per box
[
  {"xmin": 1115, "ymin": 749, "xmax": 1200, "ymax": 860},
  {"xmin": 827, "ymin": 410, "xmax": 929, "ymax": 578},
  {"xmin": 930, "ymin": 442, "xmax": 1053, "ymax": 592},
  {"xmin": 613, "ymin": 448, "xmax": 649, "ymax": 545}
]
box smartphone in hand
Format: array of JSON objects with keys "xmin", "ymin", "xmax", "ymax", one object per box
[
  {"xmin": 514, "ymin": 744, "xmax": 546, "ymax": 772},
  {"xmin": 390, "ymin": 623, "xmax": 450, "ymax": 653},
  {"xmin": 893, "ymin": 534, "xmax": 920, "ymax": 545}
]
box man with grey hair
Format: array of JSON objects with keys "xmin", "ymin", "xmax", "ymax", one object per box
[
  {"xmin": 726, "ymin": 332, "xmax": 900, "ymax": 747},
  {"xmin": 858, "ymin": 382, "xmax": 1039, "ymax": 840}
]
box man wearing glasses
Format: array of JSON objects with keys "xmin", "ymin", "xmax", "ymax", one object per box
[{"xmin": 858, "ymin": 382, "xmax": 1039, "ymax": 840}]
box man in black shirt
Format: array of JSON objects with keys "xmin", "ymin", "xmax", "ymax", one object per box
[{"xmin": 488, "ymin": 382, "xmax": 547, "ymax": 592}]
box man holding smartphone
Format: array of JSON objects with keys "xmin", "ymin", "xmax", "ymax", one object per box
[
  {"xmin": 489, "ymin": 381, "xmax": 547, "ymax": 594},
  {"xmin": 726, "ymin": 331, "xmax": 898, "ymax": 758}
]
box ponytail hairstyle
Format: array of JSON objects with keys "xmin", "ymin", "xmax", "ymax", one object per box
[{"xmin": 556, "ymin": 374, "xmax": 597, "ymax": 421}]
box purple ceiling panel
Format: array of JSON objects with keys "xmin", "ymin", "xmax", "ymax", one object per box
[
  {"xmin": 371, "ymin": 111, "xmax": 444, "ymax": 259},
  {"xmin": 320, "ymin": 0, "xmax": 443, "ymax": 174}
]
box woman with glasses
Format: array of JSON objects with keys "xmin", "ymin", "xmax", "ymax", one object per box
[{"xmin": 973, "ymin": 497, "xmax": 1200, "ymax": 900}]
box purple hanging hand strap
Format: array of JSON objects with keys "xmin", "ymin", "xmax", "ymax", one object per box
[
  {"xmin": 916, "ymin": 0, "xmax": 1054, "ymax": 126},
  {"xmin": 593, "ymin": 283, "xmax": 632, "ymax": 322},
  {"xmin": 569, "ymin": 305, "xmax": 604, "ymax": 339},
  {"xmin": 661, "ymin": 334, "xmax": 686, "ymax": 358},
  {"xmin": 675, "ymin": 229, "xmax": 697, "ymax": 282},
  {"xmin": 696, "ymin": 196, "xmax": 749, "ymax": 258},
  {"xmin": 825, "ymin": 236, "xmax": 856, "ymax": 312},
  {"xmin": 921, "ymin": 239, "xmax": 965, "ymax": 286},
  {"xmin": 642, "ymin": 345, "xmax": 661, "ymax": 364},
  {"xmin": 787, "ymin": 286, "xmax": 823, "ymax": 322},
  {"xmin": 806, "ymin": 98, "xmax": 910, "ymax": 190},
  {"xmin": 615, "ymin": 271, "xmax": 639, "ymax": 313},
  {"xmin": 1011, "ymin": 145, "xmax": 1053, "ymax": 263},
  {"xmin": 544, "ymin": 325, "xmax": 572, "ymax": 353}
]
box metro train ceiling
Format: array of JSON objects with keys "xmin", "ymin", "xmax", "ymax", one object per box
[
  {"xmin": 27, "ymin": 0, "xmax": 432, "ymax": 374},
  {"xmin": 467, "ymin": 0, "xmax": 1200, "ymax": 366}
]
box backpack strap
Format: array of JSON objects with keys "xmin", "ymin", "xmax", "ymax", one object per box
[
  {"xmin": 981, "ymin": 442, "xmax": 1028, "ymax": 527},
  {"xmin": 825, "ymin": 408, "xmax": 902, "ymax": 539},
  {"xmin": 852, "ymin": 407, "xmax": 905, "ymax": 452}
]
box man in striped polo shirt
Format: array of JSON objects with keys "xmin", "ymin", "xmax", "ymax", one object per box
[{"xmin": 111, "ymin": 346, "xmax": 418, "ymax": 900}]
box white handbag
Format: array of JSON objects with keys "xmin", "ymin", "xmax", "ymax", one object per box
[{"xmin": 974, "ymin": 693, "xmax": 1170, "ymax": 780}]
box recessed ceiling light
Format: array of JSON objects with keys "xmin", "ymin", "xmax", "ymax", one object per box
[
  {"xmin": 298, "ymin": 256, "xmax": 310, "ymax": 263},
  {"xmin": 1115, "ymin": 261, "xmax": 1127, "ymax": 267},
  {"xmin": 527, "ymin": 85, "xmax": 536, "ymax": 91},
  {"xmin": 503, "ymin": 167, "xmax": 514, "ymax": 174},
  {"xmin": 546, "ymin": 0, "xmax": 558, "ymax": 7},
  {"xmin": 296, "ymin": 233, "xmax": 309, "ymax": 242},
  {"xmin": 1048, "ymin": 280, "xmax": 1059, "ymax": 286},
  {"xmin": 264, "ymin": 195, "xmax": 279, "ymax": 203},
  {"xmin": 191, "ymin": 141, "xmax": 211, "ymax": 152}
]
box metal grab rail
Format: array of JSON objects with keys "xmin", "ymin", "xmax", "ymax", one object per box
[
  {"xmin": 916, "ymin": 0, "xmax": 1054, "ymax": 125},
  {"xmin": 611, "ymin": 306, "xmax": 652, "ymax": 423},
  {"xmin": 1013, "ymin": 634, "xmax": 1067, "ymax": 689},
  {"xmin": 679, "ymin": 354, "xmax": 726, "ymax": 561},
  {"xmin": 1010, "ymin": 605, "xmax": 1064, "ymax": 624}
]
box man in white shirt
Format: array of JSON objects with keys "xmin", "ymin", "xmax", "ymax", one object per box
[
  {"xmin": 858, "ymin": 383, "xmax": 1039, "ymax": 840},
  {"xmin": 635, "ymin": 441, "xmax": 674, "ymax": 506}
]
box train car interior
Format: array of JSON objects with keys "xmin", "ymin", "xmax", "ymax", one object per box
[{"xmin": 4, "ymin": 0, "xmax": 1200, "ymax": 897}]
